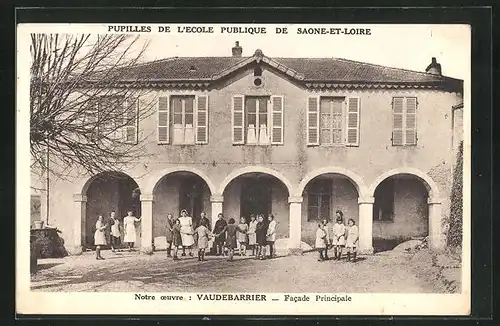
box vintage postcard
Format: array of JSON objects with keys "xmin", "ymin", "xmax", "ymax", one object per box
[{"xmin": 17, "ymin": 22, "xmax": 471, "ymax": 316}]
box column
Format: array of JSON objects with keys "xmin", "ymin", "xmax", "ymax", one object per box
[
  {"xmin": 358, "ymin": 196, "xmax": 374, "ymax": 255},
  {"xmin": 68, "ymin": 194, "xmax": 86, "ymax": 255},
  {"xmin": 140, "ymin": 193, "xmax": 154, "ymax": 254},
  {"xmin": 428, "ymin": 197, "xmax": 445, "ymax": 251},
  {"xmin": 288, "ymin": 196, "xmax": 303, "ymax": 254},
  {"xmin": 210, "ymin": 195, "xmax": 224, "ymax": 229}
]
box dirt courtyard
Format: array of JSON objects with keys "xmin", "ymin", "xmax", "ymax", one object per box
[{"xmin": 30, "ymin": 249, "xmax": 452, "ymax": 293}]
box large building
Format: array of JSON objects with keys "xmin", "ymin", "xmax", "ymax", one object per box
[{"xmin": 32, "ymin": 42, "xmax": 464, "ymax": 255}]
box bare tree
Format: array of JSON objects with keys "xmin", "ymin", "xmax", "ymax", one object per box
[{"xmin": 30, "ymin": 33, "xmax": 156, "ymax": 181}]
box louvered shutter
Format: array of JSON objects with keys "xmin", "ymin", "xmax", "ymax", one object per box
[
  {"xmin": 158, "ymin": 96, "xmax": 169, "ymax": 144},
  {"xmin": 392, "ymin": 97, "xmax": 404, "ymax": 146},
  {"xmin": 346, "ymin": 97, "xmax": 360, "ymax": 146},
  {"xmin": 270, "ymin": 95, "xmax": 284, "ymax": 145},
  {"xmin": 405, "ymin": 97, "xmax": 417, "ymax": 145},
  {"xmin": 124, "ymin": 98, "xmax": 138, "ymax": 144},
  {"xmin": 232, "ymin": 95, "xmax": 245, "ymax": 144},
  {"xmin": 307, "ymin": 96, "xmax": 320, "ymax": 145},
  {"xmin": 195, "ymin": 95, "xmax": 209, "ymax": 144}
]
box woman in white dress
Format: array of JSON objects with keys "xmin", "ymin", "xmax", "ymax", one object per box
[
  {"xmin": 94, "ymin": 215, "xmax": 107, "ymax": 260},
  {"xmin": 178, "ymin": 209, "xmax": 195, "ymax": 257},
  {"xmin": 123, "ymin": 210, "xmax": 142, "ymax": 251}
]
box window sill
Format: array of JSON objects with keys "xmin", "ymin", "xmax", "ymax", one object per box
[
  {"xmin": 307, "ymin": 144, "xmax": 346, "ymax": 148},
  {"xmin": 157, "ymin": 143, "xmax": 198, "ymax": 146},
  {"xmin": 233, "ymin": 143, "xmax": 280, "ymax": 146}
]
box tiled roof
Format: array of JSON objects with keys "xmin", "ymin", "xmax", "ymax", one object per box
[{"xmin": 115, "ymin": 55, "xmax": 463, "ymax": 90}]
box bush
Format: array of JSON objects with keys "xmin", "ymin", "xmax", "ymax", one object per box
[
  {"xmin": 32, "ymin": 228, "xmax": 68, "ymax": 258},
  {"xmin": 447, "ymin": 141, "xmax": 463, "ymax": 248}
]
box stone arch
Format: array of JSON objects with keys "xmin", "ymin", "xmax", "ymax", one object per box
[
  {"xmin": 219, "ymin": 166, "xmax": 294, "ymax": 195},
  {"xmin": 142, "ymin": 166, "xmax": 217, "ymax": 196},
  {"xmin": 296, "ymin": 166, "xmax": 369, "ymax": 199},
  {"xmin": 77, "ymin": 170, "xmax": 143, "ymax": 195},
  {"xmin": 369, "ymin": 167, "xmax": 441, "ymax": 200}
]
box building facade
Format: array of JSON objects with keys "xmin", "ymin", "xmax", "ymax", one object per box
[{"xmin": 33, "ymin": 42, "xmax": 464, "ymax": 255}]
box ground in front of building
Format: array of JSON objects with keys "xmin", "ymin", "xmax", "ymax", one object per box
[{"xmin": 30, "ymin": 248, "xmax": 460, "ymax": 293}]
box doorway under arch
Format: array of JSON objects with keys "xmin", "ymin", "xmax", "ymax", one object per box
[{"xmin": 83, "ymin": 171, "xmax": 141, "ymax": 249}]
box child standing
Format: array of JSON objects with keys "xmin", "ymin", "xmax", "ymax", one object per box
[
  {"xmin": 315, "ymin": 222, "xmax": 328, "ymax": 261},
  {"xmin": 248, "ymin": 214, "xmax": 258, "ymax": 256},
  {"xmin": 266, "ymin": 214, "xmax": 277, "ymax": 258},
  {"xmin": 172, "ymin": 218, "xmax": 182, "ymax": 261},
  {"xmin": 165, "ymin": 213, "xmax": 174, "ymax": 258},
  {"xmin": 213, "ymin": 213, "xmax": 227, "ymax": 256},
  {"xmin": 332, "ymin": 210, "xmax": 346, "ymax": 260},
  {"xmin": 237, "ymin": 217, "xmax": 249, "ymax": 256},
  {"xmin": 255, "ymin": 214, "xmax": 268, "ymax": 260},
  {"xmin": 216, "ymin": 218, "xmax": 246, "ymax": 261},
  {"xmin": 345, "ymin": 218, "xmax": 359, "ymax": 262},
  {"xmin": 194, "ymin": 220, "xmax": 212, "ymax": 261},
  {"xmin": 109, "ymin": 211, "xmax": 121, "ymax": 252},
  {"xmin": 321, "ymin": 218, "xmax": 331, "ymax": 260},
  {"xmin": 94, "ymin": 215, "xmax": 107, "ymax": 260}
]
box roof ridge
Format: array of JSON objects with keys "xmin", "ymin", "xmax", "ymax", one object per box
[{"xmin": 329, "ymin": 57, "xmax": 458, "ymax": 81}]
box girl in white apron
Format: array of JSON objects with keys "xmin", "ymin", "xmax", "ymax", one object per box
[
  {"xmin": 94, "ymin": 215, "xmax": 106, "ymax": 260},
  {"xmin": 332, "ymin": 210, "xmax": 346, "ymax": 260},
  {"xmin": 123, "ymin": 211, "xmax": 142, "ymax": 251},
  {"xmin": 345, "ymin": 218, "xmax": 359, "ymax": 262}
]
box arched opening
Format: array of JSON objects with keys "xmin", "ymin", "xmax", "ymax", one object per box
[
  {"xmin": 83, "ymin": 171, "xmax": 140, "ymax": 249},
  {"xmin": 222, "ymin": 172, "xmax": 290, "ymax": 240},
  {"xmin": 300, "ymin": 173, "xmax": 360, "ymax": 247},
  {"xmin": 372, "ymin": 174, "xmax": 430, "ymax": 252},
  {"xmin": 152, "ymin": 171, "xmax": 213, "ymax": 249}
]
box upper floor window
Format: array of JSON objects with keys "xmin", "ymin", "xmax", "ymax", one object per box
[
  {"xmin": 87, "ymin": 95, "xmax": 138, "ymax": 144},
  {"xmin": 232, "ymin": 95, "xmax": 284, "ymax": 145},
  {"xmin": 392, "ymin": 97, "xmax": 417, "ymax": 146},
  {"xmin": 157, "ymin": 94, "xmax": 209, "ymax": 145},
  {"xmin": 307, "ymin": 96, "xmax": 360, "ymax": 147}
]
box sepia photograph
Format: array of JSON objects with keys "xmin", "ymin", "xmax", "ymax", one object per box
[{"xmin": 17, "ymin": 22, "xmax": 471, "ymax": 315}]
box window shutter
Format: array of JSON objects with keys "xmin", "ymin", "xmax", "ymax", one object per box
[
  {"xmin": 346, "ymin": 97, "xmax": 360, "ymax": 146},
  {"xmin": 405, "ymin": 97, "xmax": 417, "ymax": 145},
  {"xmin": 270, "ymin": 95, "xmax": 284, "ymax": 145},
  {"xmin": 232, "ymin": 95, "xmax": 245, "ymax": 144},
  {"xmin": 307, "ymin": 96, "xmax": 320, "ymax": 145},
  {"xmin": 123, "ymin": 98, "xmax": 138, "ymax": 144},
  {"xmin": 195, "ymin": 95, "xmax": 209, "ymax": 144},
  {"xmin": 158, "ymin": 96, "xmax": 169, "ymax": 144},
  {"xmin": 392, "ymin": 97, "xmax": 404, "ymax": 146}
]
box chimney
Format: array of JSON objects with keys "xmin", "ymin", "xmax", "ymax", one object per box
[
  {"xmin": 232, "ymin": 41, "xmax": 243, "ymax": 57},
  {"xmin": 425, "ymin": 57, "xmax": 442, "ymax": 76}
]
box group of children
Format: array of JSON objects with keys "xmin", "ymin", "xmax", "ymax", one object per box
[
  {"xmin": 315, "ymin": 210, "xmax": 359, "ymax": 263},
  {"xmin": 166, "ymin": 212, "xmax": 278, "ymax": 262},
  {"xmin": 93, "ymin": 210, "xmax": 142, "ymax": 260}
]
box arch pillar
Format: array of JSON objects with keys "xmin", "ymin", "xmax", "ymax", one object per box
[
  {"xmin": 358, "ymin": 196, "xmax": 375, "ymax": 255},
  {"xmin": 288, "ymin": 196, "xmax": 303, "ymax": 254},
  {"xmin": 428, "ymin": 196, "xmax": 445, "ymax": 251},
  {"xmin": 140, "ymin": 193, "xmax": 154, "ymax": 254},
  {"xmin": 68, "ymin": 193, "xmax": 87, "ymax": 255}
]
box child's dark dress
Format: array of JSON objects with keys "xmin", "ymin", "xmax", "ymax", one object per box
[
  {"xmin": 172, "ymin": 223, "xmax": 182, "ymax": 247},
  {"xmin": 213, "ymin": 219, "xmax": 228, "ymax": 245},
  {"xmin": 255, "ymin": 221, "xmax": 268, "ymax": 246},
  {"xmin": 225, "ymin": 224, "xmax": 238, "ymax": 249}
]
